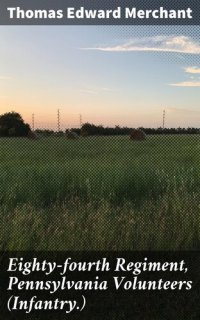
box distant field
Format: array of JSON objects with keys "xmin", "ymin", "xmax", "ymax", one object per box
[{"xmin": 0, "ymin": 135, "xmax": 200, "ymax": 250}]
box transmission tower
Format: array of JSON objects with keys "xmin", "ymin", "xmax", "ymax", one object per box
[
  {"xmin": 32, "ymin": 113, "xmax": 35, "ymax": 131},
  {"xmin": 57, "ymin": 109, "xmax": 60, "ymax": 132},
  {"xmin": 79, "ymin": 114, "xmax": 82, "ymax": 128},
  {"xmin": 163, "ymin": 110, "xmax": 166, "ymax": 129}
]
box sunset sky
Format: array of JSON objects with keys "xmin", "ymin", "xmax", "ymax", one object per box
[{"xmin": 1, "ymin": 25, "xmax": 200, "ymax": 129}]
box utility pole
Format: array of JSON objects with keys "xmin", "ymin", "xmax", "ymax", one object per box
[
  {"xmin": 32, "ymin": 113, "xmax": 35, "ymax": 131},
  {"xmin": 79, "ymin": 114, "xmax": 82, "ymax": 128},
  {"xmin": 57, "ymin": 109, "xmax": 60, "ymax": 132},
  {"xmin": 163, "ymin": 109, "xmax": 166, "ymax": 129}
]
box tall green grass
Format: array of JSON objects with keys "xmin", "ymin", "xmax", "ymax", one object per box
[{"xmin": 0, "ymin": 135, "xmax": 200, "ymax": 250}]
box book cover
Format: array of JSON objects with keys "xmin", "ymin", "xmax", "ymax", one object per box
[{"xmin": 0, "ymin": 1, "xmax": 200, "ymax": 319}]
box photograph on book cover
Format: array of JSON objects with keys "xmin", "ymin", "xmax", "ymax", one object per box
[
  {"xmin": 0, "ymin": 24, "xmax": 200, "ymax": 252},
  {"xmin": 0, "ymin": 0, "xmax": 200, "ymax": 319}
]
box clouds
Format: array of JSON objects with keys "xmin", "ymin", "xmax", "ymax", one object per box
[
  {"xmin": 170, "ymin": 81, "xmax": 200, "ymax": 87},
  {"xmin": 84, "ymin": 34, "xmax": 200, "ymax": 88},
  {"xmin": 80, "ymin": 86, "xmax": 113, "ymax": 95},
  {"xmin": 170, "ymin": 65, "xmax": 200, "ymax": 87},
  {"xmin": 184, "ymin": 66, "xmax": 200, "ymax": 74},
  {"xmin": 85, "ymin": 35, "xmax": 200, "ymax": 54}
]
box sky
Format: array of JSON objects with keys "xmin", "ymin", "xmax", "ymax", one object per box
[{"xmin": 1, "ymin": 25, "xmax": 200, "ymax": 129}]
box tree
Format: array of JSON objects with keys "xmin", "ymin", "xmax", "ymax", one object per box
[
  {"xmin": 81, "ymin": 123, "xmax": 95, "ymax": 136},
  {"xmin": 0, "ymin": 111, "xmax": 30, "ymax": 137}
]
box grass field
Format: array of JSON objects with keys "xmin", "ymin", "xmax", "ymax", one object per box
[{"xmin": 0, "ymin": 135, "xmax": 200, "ymax": 250}]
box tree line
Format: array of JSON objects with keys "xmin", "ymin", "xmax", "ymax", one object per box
[
  {"xmin": 0, "ymin": 112, "xmax": 199, "ymax": 137},
  {"xmin": 35, "ymin": 123, "xmax": 200, "ymax": 136},
  {"xmin": 74, "ymin": 123, "xmax": 200, "ymax": 136},
  {"xmin": 0, "ymin": 112, "xmax": 30, "ymax": 137}
]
